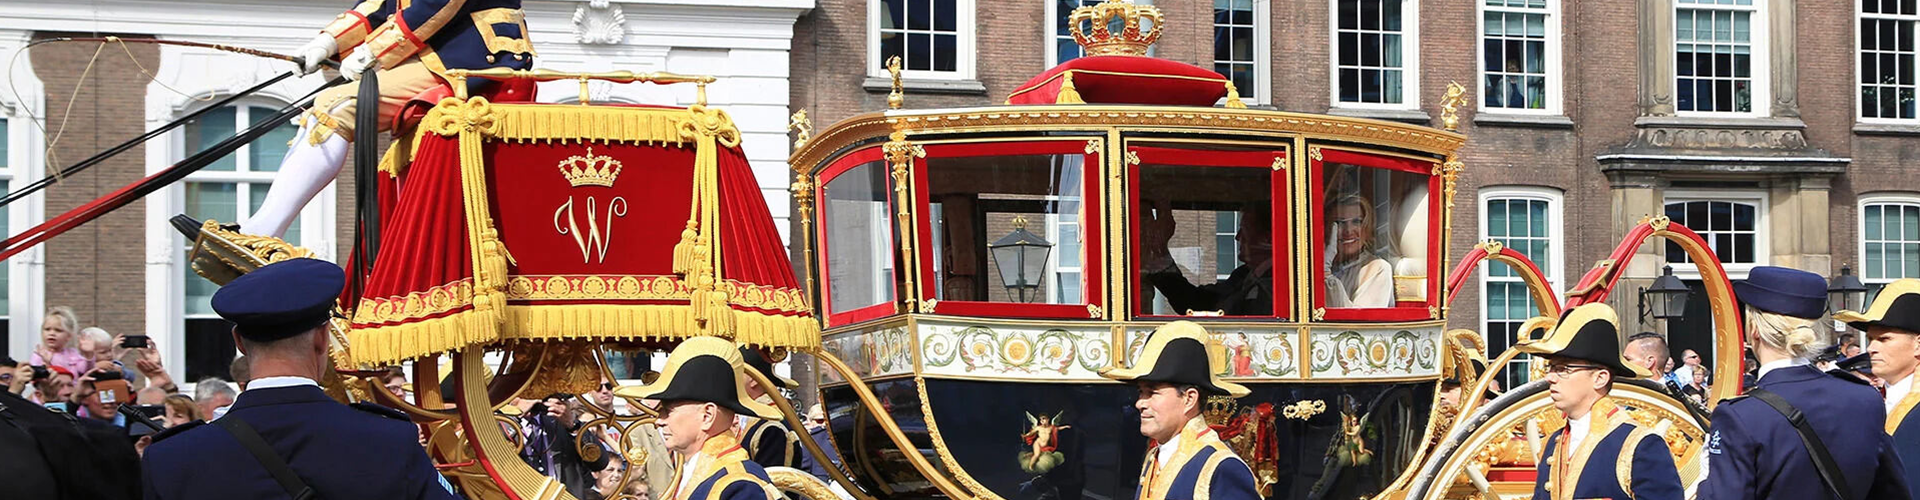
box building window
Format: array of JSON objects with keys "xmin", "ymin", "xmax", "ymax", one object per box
[
  {"xmin": 1479, "ymin": 188, "xmax": 1561, "ymax": 392},
  {"xmin": 1481, "ymin": 0, "xmax": 1555, "ymax": 112},
  {"xmin": 873, "ymin": 0, "xmax": 972, "ymax": 79},
  {"xmin": 1675, "ymin": 0, "xmax": 1765, "ymax": 114},
  {"xmin": 1335, "ymin": 0, "xmax": 1417, "ymax": 107},
  {"xmin": 1861, "ymin": 1, "xmax": 1919, "ymax": 121},
  {"xmin": 179, "ymin": 105, "xmax": 302, "ymax": 382},
  {"xmin": 1862, "ymin": 196, "xmax": 1920, "ymax": 302},
  {"xmin": 1215, "ymin": 0, "xmax": 1266, "ymax": 103},
  {"xmin": 1662, "ymin": 196, "xmax": 1766, "ymax": 275}
]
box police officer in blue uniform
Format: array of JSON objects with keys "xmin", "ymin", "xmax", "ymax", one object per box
[
  {"xmin": 613, "ymin": 337, "xmax": 781, "ymax": 500},
  {"xmin": 1841, "ymin": 278, "xmax": 1920, "ymax": 497},
  {"xmin": 1099, "ymin": 321, "xmax": 1260, "ymax": 500},
  {"xmin": 1699, "ymin": 266, "xmax": 1910, "ymax": 500},
  {"xmin": 141, "ymin": 258, "xmax": 457, "ymax": 500},
  {"xmin": 1516, "ymin": 303, "xmax": 1683, "ymax": 500}
]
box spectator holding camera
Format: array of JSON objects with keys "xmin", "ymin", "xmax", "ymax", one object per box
[
  {"xmin": 73, "ymin": 370, "xmax": 131, "ymax": 427},
  {"xmin": 31, "ymin": 306, "xmax": 90, "ymax": 378}
]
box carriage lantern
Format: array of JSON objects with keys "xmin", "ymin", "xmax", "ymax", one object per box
[
  {"xmin": 1828, "ymin": 263, "xmax": 1868, "ymax": 315},
  {"xmin": 1642, "ymin": 265, "xmax": 1690, "ymax": 321},
  {"xmin": 988, "ymin": 215, "xmax": 1053, "ymax": 303}
]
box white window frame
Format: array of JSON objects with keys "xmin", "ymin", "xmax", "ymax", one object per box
[
  {"xmin": 0, "ymin": 29, "xmax": 46, "ymax": 359},
  {"xmin": 867, "ymin": 0, "xmax": 977, "ymax": 81},
  {"xmin": 1672, "ymin": 0, "xmax": 1771, "ymax": 118},
  {"xmin": 1477, "ymin": 187, "xmax": 1563, "ymax": 390},
  {"xmin": 1329, "ymin": 0, "xmax": 1422, "ymax": 110},
  {"xmin": 1858, "ymin": 193, "xmax": 1920, "ymax": 293},
  {"xmin": 1044, "ymin": 212, "xmax": 1083, "ymax": 304},
  {"xmin": 1214, "ymin": 211, "xmax": 1239, "ymax": 282},
  {"xmin": 1214, "ymin": 0, "xmax": 1272, "ymax": 106},
  {"xmin": 1857, "ymin": 2, "xmax": 1920, "ymax": 124},
  {"xmin": 146, "ymin": 96, "xmax": 337, "ymax": 379},
  {"xmin": 1476, "ymin": 0, "xmax": 1563, "ymax": 115},
  {"xmin": 1662, "ymin": 190, "xmax": 1770, "ymax": 279}
]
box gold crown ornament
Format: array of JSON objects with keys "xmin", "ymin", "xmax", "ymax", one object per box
[
  {"xmin": 558, "ymin": 146, "xmax": 623, "ymax": 187},
  {"xmin": 1068, "ymin": 0, "xmax": 1163, "ymax": 57}
]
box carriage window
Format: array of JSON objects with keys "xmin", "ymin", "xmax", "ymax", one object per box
[
  {"xmin": 822, "ymin": 160, "xmax": 897, "ymax": 319},
  {"xmin": 1319, "ymin": 154, "xmax": 1432, "ymax": 311},
  {"xmin": 1132, "ymin": 146, "xmax": 1283, "ymax": 318},
  {"xmin": 924, "ymin": 145, "xmax": 1089, "ymax": 306}
]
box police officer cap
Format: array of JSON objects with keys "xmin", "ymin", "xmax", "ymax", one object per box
[
  {"xmin": 1839, "ymin": 352, "xmax": 1873, "ymax": 375},
  {"xmin": 1732, "ymin": 266, "xmax": 1827, "ymax": 319},
  {"xmin": 211, "ymin": 258, "xmax": 344, "ymax": 342}
]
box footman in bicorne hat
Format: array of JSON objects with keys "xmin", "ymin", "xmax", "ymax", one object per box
[
  {"xmin": 1843, "ymin": 278, "xmax": 1920, "ymax": 497},
  {"xmin": 1099, "ymin": 321, "xmax": 1259, "ymax": 500},
  {"xmin": 613, "ymin": 337, "xmax": 781, "ymax": 500},
  {"xmin": 1700, "ymin": 266, "xmax": 1909, "ymax": 500},
  {"xmin": 1515, "ymin": 303, "xmax": 1682, "ymax": 500},
  {"xmin": 736, "ymin": 346, "xmax": 807, "ymax": 470}
]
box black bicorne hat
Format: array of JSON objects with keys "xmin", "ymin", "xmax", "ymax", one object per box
[
  {"xmin": 1099, "ymin": 321, "xmax": 1249, "ymax": 397},
  {"xmin": 613, "ymin": 337, "xmax": 780, "ymax": 419},
  {"xmin": 739, "ymin": 347, "xmax": 799, "ymax": 390},
  {"xmin": 1516, "ymin": 303, "xmax": 1648, "ymax": 379}
]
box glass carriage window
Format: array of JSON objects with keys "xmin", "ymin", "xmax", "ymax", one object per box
[
  {"xmin": 1675, "ymin": 0, "xmax": 1760, "ymax": 113},
  {"xmin": 1662, "ymin": 199, "xmax": 1759, "ymax": 266},
  {"xmin": 1132, "ymin": 145, "xmax": 1284, "ymax": 318},
  {"xmin": 181, "ymin": 104, "xmax": 300, "ymax": 382},
  {"xmin": 878, "ymin": 0, "xmax": 961, "ymax": 73},
  {"xmin": 1862, "ymin": 0, "xmax": 1919, "ymax": 120},
  {"xmin": 921, "ymin": 142, "xmax": 1095, "ymax": 312},
  {"xmin": 1336, "ymin": 0, "xmax": 1409, "ymax": 105},
  {"xmin": 1316, "ymin": 150, "xmax": 1435, "ymax": 316},
  {"xmin": 1864, "ymin": 200, "xmax": 1920, "ymax": 302},
  {"xmin": 821, "ymin": 159, "xmax": 897, "ymax": 322},
  {"xmin": 1481, "ymin": 194, "xmax": 1560, "ymax": 391},
  {"xmin": 1482, "ymin": 0, "xmax": 1550, "ymax": 110}
]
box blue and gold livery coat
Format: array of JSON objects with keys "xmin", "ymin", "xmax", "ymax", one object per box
[
  {"xmin": 666, "ymin": 432, "xmax": 781, "ymax": 500},
  {"xmin": 319, "ymin": 0, "xmax": 536, "ymax": 76},
  {"xmin": 1133, "ymin": 418, "xmax": 1260, "ymax": 500},
  {"xmin": 743, "ymin": 417, "xmax": 804, "ymax": 470},
  {"xmin": 1890, "ymin": 383, "xmax": 1920, "ymax": 496},
  {"xmin": 1532, "ymin": 398, "xmax": 1683, "ymax": 500}
]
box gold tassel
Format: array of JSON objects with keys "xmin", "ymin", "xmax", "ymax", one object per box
[
  {"xmin": 671, "ymin": 224, "xmax": 699, "ymax": 275},
  {"xmin": 706, "ymin": 289, "xmax": 734, "ymax": 338},
  {"xmin": 1056, "ymin": 71, "xmax": 1085, "ymax": 105},
  {"xmin": 1224, "ymin": 81, "xmax": 1247, "ymax": 109}
]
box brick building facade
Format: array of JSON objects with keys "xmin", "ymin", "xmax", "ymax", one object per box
[{"xmin": 789, "ymin": 0, "xmax": 1920, "ymax": 383}]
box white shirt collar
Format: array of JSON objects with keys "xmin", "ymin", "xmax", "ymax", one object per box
[
  {"xmin": 1757, "ymin": 358, "xmax": 1808, "ymax": 382},
  {"xmin": 1889, "ymin": 375, "xmax": 1916, "ymax": 414},
  {"xmin": 676, "ymin": 452, "xmax": 703, "ymax": 497},
  {"xmin": 1154, "ymin": 427, "xmax": 1184, "ymax": 471},
  {"xmin": 246, "ymin": 376, "xmax": 319, "ymax": 391},
  {"xmin": 1566, "ymin": 411, "xmax": 1592, "ymax": 450}
]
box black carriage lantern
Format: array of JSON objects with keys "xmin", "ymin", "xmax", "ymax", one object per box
[
  {"xmin": 1828, "ymin": 264, "xmax": 1869, "ymax": 315},
  {"xmin": 1640, "ymin": 265, "xmax": 1690, "ymax": 321},
  {"xmin": 988, "ymin": 215, "xmax": 1054, "ymax": 303}
]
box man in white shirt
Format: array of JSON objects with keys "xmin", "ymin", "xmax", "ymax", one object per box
[{"xmin": 1844, "ymin": 278, "xmax": 1920, "ymax": 493}]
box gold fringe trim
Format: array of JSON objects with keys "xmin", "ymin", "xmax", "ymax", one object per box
[
  {"xmin": 499, "ymin": 305, "xmax": 818, "ymax": 350},
  {"xmin": 345, "ymin": 308, "xmax": 497, "ymax": 367},
  {"xmin": 424, "ymin": 97, "xmax": 510, "ymax": 346},
  {"xmin": 486, "ymin": 103, "xmax": 710, "ymax": 145}
]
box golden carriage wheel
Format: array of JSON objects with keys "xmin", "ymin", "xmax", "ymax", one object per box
[{"xmin": 1404, "ymin": 378, "xmax": 1708, "ymax": 500}]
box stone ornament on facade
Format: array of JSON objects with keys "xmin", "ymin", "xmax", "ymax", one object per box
[{"xmin": 572, "ymin": 0, "xmax": 627, "ymax": 45}]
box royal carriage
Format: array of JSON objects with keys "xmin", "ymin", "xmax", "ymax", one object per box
[{"xmin": 163, "ymin": 1, "xmax": 1749, "ymax": 500}]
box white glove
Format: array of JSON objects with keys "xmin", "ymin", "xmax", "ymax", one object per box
[
  {"xmin": 341, "ymin": 44, "xmax": 375, "ymax": 81},
  {"xmin": 296, "ymin": 35, "xmax": 337, "ymax": 75}
]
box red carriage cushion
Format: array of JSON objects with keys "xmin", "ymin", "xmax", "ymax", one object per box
[{"xmin": 1006, "ymin": 55, "xmax": 1233, "ymax": 107}]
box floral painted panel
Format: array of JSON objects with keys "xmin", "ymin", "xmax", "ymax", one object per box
[
  {"xmin": 1307, "ymin": 327, "xmax": 1442, "ymax": 379},
  {"xmin": 1121, "ymin": 326, "xmax": 1301, "ymax": 379},
  {"xmin": 920, "ymin": 322, "xmax": 1113, "ymax": 380},
  {"xmin": 820, "ymin": 325, "xmax": 915, "ymax": 384}
]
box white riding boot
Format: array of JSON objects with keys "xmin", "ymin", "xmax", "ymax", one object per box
[{"xmin": 242, "ymin": 121, "xmax": 348, "ymax": 237}]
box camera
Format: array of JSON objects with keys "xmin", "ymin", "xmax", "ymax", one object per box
[
  {"xmin": 30, "ymin": 365, "xmax": 48, "ymax": 381},
  {"xmin": 120, "ymin": 335, "xmax": 150, "ymax": 349}
]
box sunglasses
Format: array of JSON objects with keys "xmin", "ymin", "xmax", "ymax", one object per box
[{"xmin": 601, "ymin": 382, "xmax": 615, "ymax": 391}]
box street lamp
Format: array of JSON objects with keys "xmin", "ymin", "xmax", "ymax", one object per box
[
  {"xmin": 1640, "ymin": 265, "xmax": 1689, "ymax": 323},
  {"xmin": 1828, "ymin": 264, "xmax": 1868, "ymax": 315},
  {"xmin": 988, "ymin": 215, "xmax": 1053, "ymax": 303}
]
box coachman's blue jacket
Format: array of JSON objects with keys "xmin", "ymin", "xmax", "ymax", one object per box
[
  {"xmin": 1132, "ymin": 418, "xmax": 1261, "ymax": 500},
  {"xmin": 319, "ymin": 0, "xmax": 536, "ymax": 76},
  {"xmin": 1531, "ymin": 398, "xmax": 1683, "ymax": 500}
]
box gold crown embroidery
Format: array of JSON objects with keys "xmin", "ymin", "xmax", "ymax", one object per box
[{"xmin": 559, "ymin": 146, "xmax": 622, "ymax": 187}]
